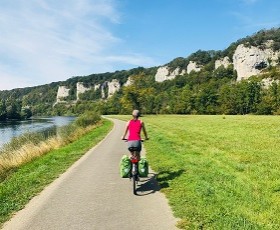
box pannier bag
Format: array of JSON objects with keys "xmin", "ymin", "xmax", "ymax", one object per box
[
  {"xmin": 138, "ymin": 157, "xmax": 149, "ymax": 177},
  {"xmin": 120, "ymin": 155, "xmax": 131, "ymax": 178}
]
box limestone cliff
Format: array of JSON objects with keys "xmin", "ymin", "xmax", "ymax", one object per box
[
  {"xmin": 124, "ymin": 77, "xmax": 133, "ymax": 87},
  {"xmin": 155, "ymin": 66, "xmax": 185, "ymax": 82},
  {"xmin": 107, "ymin": 79, "xmax": 121, "ymax": 98},
  {"xmin": 215, "ymin": 56, "xmax": 231, "ymax": 69},
  {"xmin": 94, "ymin": 84, "xmax": 101, "ymax": 91},
  {"xmin": 56, "ymin": 86, "xmax": 70, "ymax": 103},
  {"xmin": 76, "ymin": 82, "xmax": 91, "ymax": 100},
  {"xmin": 233, "ymin": 42, "xmax": 280, "ymax": 81},
  {"xmin": 154, "ymin": 41, "xmax": 279, "ymax": 83},
  {"xmin": 187, "ymin": 61, "xmax": 201, "ymax": 74}
]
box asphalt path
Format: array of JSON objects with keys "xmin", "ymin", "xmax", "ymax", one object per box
[{"xmin": 2, "ymin": 118, "xmax": 178, "ymax": 230}]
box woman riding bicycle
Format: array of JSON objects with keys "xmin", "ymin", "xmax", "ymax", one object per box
[{"xmin": 122, "ymin": 110, "xmax": 149, "ymax": 160}]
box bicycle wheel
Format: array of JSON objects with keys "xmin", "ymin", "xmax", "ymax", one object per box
[{"xmin": 133, "ymin": 175, "xmax": 137, "ymax": 195}]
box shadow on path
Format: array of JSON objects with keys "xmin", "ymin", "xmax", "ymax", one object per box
[{"xmin": 136, "ymin": 173, "xmax": 160, "ymax": 196}]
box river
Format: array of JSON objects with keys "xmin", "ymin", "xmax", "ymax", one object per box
[{"xmin": 0, "ymin": 116, "xmax": 75, "ymax": 149}]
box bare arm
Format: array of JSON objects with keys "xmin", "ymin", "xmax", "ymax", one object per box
[
  {"xmin": 122, "ymin": 122, "xmax": 129, "ymax": 139},
  {"xmin": 142, "ymin": 122, "xmax": 149, "ymax": 140}
]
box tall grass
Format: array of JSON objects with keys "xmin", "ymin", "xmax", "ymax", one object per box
[{"xmin": 0, "ymin": 113, "xmax": 101, "ymax": 181}]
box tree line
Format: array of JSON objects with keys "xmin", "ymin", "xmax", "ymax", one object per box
[
  {"xmin": 0, "ymin": 99, "xmax": 32, "ymax": 121},
  {"xmin": 2, "ymin": 64, "xmax": 280, "ymax": 119},
  {"xmin": 98, "ymin": 65, "xmax": 280, "ymax": 116}
]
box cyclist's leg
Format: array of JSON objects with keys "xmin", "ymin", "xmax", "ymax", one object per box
[
  {"xmin": 137, "ymin": 141, "xmax": 142, "ymax": 160},
  {"xmin": 128, "ymin": 141, "xmax": 141, "ymax": 159},
  {"xmin": 135, "ymin": 151, "xmax": 141, "ymax": 160}
]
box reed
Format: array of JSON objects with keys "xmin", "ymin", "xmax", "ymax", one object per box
[{"xmin": 0, "ymin": 121, "xmax": 101, "ymax": 181}]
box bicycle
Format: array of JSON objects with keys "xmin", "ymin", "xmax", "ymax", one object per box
[
  {"xmin": 129, "ymin": 146, "xmax": 140, "ymax": 195},
  {"xmin": 123, "ymin": 139, "xmax": 144, "ymax": 195}
]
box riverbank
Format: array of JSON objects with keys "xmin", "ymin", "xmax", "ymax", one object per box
[
  {"xmin": 0, "ymin": 116, "xmax": 75, "ymax": 148},
  {"xmin": 0, "ymin": 119, "xmax": 113, "ymax": 227}
]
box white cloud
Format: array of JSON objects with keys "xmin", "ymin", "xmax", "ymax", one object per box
[{"xmin": 0, "ymin": 0, "xmax": 156, "ymax": 90}]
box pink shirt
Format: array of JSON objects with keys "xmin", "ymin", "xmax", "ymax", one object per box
[{"xmin": 127, "ymin": 119, "xmax": 142, "ymax": 141}]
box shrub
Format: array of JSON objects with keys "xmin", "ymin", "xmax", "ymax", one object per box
[{"xmin": 74, "ymin": 111, "xmax": 101, "ymax": 128}]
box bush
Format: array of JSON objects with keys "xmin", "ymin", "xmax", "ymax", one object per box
[{"xmin": 74, "ymin": 111, "xmax": 101, "ymax": 127}]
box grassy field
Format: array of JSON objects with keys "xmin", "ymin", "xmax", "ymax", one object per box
[
  {"xmin": 0, "ymin": 119, "xmax": 113, "ymax": 227},
  {"xmin": 117, "ymin": 115, "xmax": 280, "ymax": 229}
]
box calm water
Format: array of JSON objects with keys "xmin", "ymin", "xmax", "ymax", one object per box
[{"xmin": 0, "ymin": 116, "xmax": 75, "ymax": 148}]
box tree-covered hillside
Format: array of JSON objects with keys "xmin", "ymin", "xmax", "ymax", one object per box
[
  {"xmin": 1, "ymin": 28, "xmax": 280, "ymax": 119},
  {"xmin": 0, "ymin": 67, "xmax": 156, "ymax": 119},
  {"xmin": 101, "ymin": 65, "xmax": 280, "ymax": 115}
]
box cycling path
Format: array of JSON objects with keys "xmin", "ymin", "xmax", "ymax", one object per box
[{"xmin": 2, "ymin": 118, "xmax": 178, "ymax": 230}]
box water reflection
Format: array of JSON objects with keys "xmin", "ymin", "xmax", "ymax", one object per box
[{"xmin": 0, "ymin": 116, "xmax": 75, "ymax": 148}]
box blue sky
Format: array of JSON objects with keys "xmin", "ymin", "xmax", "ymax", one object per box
[{"xmin": 0, "ymin": 0, "xmax": 280, "ymax": 90}]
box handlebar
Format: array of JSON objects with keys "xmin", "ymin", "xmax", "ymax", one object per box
[{"xmin": 122, "ymin": 138, "xmax": 148, "ymax": 142}]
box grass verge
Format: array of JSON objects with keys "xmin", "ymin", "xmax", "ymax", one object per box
[
  {"xmin": 112, "ymin": 115, "xmax": 280, "ymax": 229},
  {"xmin": 0, "ymin": 119, "xmax": 113, "ymax": 227}
]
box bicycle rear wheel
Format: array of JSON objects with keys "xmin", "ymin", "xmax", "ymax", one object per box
[{"xmin": 133, "ymin": 175, "xmax": 137, "ymax": 195}]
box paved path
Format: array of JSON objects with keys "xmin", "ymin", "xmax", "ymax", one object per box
[{"xmin": 2, "ymin": 119, "xmax": 178, "ymax": 230}]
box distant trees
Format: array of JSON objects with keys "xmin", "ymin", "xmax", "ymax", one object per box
[
  {"xmin": 0, "ymin": 99, "xmax": 32, "ymax": 121},
  {"xmin": 0, "ymin": 100, "xmax": 7, "ymax": 120}
]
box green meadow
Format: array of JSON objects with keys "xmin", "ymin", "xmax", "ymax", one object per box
[{"xmin": 138, "ymin": 115, "xmax": 280, "ymax": 229}]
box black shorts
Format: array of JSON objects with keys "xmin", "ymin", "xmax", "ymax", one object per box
[{"xmin": 127, "ymin": 140, "xmax": 142, "ymax": 152}]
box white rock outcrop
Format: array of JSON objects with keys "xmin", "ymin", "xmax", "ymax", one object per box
[
  {"xmin": 56, "ymin": 86, "xmax": 70, "ymax": 102},
  {"xmin": 233, "ymin": 43, "xmax": 280, "ymax": 81},
  {"xmin": 187, "ymin": 61, "xmax": 201, "ymax": 74},
  {"xmin": 215, "ymin": 56, "xmax": 231, "ymax": 69},
  {"xmin": 262, "ymin": 78, "xmax": 280, "ymax": 89},
  {"xmin": 155, "ymin": 66, "xmax": 186, "ymax": 82},
  {"xmin": 94, "ymin": 84, "xmax": 101, "ymax": 91},
  {"xmin": 101, "ymin": 82, "xmax": 107, "ymax": 99},
  {"xmin": 76, "ymin": 82, "xmax": 91, "ymax": 100},
  {"xmin": 108, "ymin": 79, "xmax": 121, "ymax": 98},
  {"xmin": 124, "ymin": 77, "xmax": 133, "ymax": 86}
]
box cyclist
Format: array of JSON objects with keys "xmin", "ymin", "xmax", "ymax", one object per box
[{"xmin": 122, "ymin": 109, "xmax": 149, "ymax": 160}]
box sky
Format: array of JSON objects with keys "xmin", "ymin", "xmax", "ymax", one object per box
[{"xmin": 0, "ymin": 0, "xmax": 280, "ymax": 90}]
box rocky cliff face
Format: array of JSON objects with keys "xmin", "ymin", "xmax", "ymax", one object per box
[
  {"xmin": 56, "ymin": 86, "xmax": 70, "ymax": 103},
  {"xmin": 233, "ymin": 42, "xmax": 280, "ymax": 81},
  {"xmin": 94, "ymin": 84, "xmax": 101, "ymax": 91},
  {"xmin": 76, "ymin": 82, "xmax": 91, "ymax": 100},
  {"xmin": 154, "ymin": 61, "xmax": 202, "ymax": 82},
  {"xmin": 54, "ymin": 32, "xmax": 280, "ymax": 104},
  {"xmin": 55, "ymin": 79, "xmax": 121, "ymax": 104},
  {"xmin": 107, "ymin": 79, "xmax": 121, "ymax": 98},
  {"xmin": 155, "ymin": 66, "xmax": 185, "ymax": 82},
  {"xmin": 187, "ymin": 61, "xmax": 201, "ymax": 74},
  {"xmin": 154, "ymin": 41, "xmax": 280, "ymax": 83},
  {"xmin": 215, "ymin": 56, "xmax": 231, "ymax": 69},
  {"xmin": 124, "ymin": 77, "xmax": 133, "ymax": 86}
]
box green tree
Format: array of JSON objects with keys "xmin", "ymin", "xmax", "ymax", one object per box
[
  {"xmin": 6, "ymin": 100, "xmax": 21, "ymax": 119},
  {"xmin": 0, "ymin": 100, "xmax": 7, "ymax": 120}
]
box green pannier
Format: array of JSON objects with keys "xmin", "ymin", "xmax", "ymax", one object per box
[
  {"xmin": 120, "ymin": 155, "xmax": 131, "ymax": 178},
  {"xmin": 138, "ymin": 157, "xmax": 149, "ymax": 177}
]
